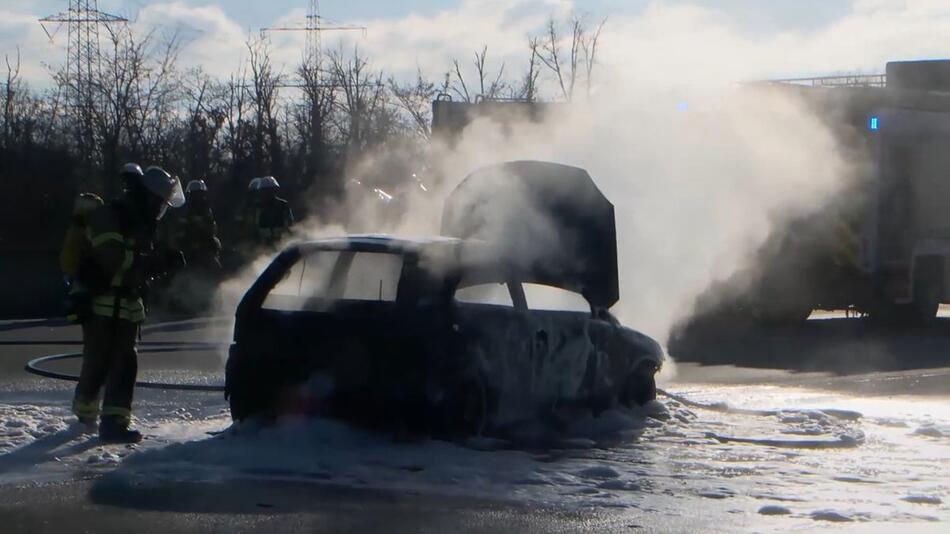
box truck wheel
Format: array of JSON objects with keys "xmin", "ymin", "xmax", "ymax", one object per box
[
  {"xmin": 911, "ymin": 267, "xmax": 941, "ymax": 325},
  {"xmin": 874, "ymin": 264, "xmax": 942, "ymax": 326}
]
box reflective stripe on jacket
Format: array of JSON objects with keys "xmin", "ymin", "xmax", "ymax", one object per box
[
  {"xmin": 84, "ymin": 205, "xmax": 147, "ymax": 324},
  {"xmin": 91, "ymin": 294, "xmax": 146, "ymax": 323}
]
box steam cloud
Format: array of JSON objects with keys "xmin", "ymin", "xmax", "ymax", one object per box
[
  {"xmin": 460, "ymin": 93, "xmax": 841, "ymax": 342},
  {"xmin": 213, "ymin": 4, "xmax": 860, "ymax": 381},
  {"xmin": 219, "ymin": 86, "xmax": 847, "ymax": 348}
]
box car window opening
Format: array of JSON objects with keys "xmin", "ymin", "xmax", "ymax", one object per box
[
  {"xmin": 263, "ymin": 250, "xmax": 402, "ymax": 310},
  {"xmin": 454, "ymin": 282, "xmax": 514, "ymax": 307},
  {"xmin": 521, "ymin": 283, "xmax": 590, "ymax": 312}
]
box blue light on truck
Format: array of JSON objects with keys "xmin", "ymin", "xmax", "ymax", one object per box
[{"xmin": 869, "ymin": 116, "xmax": 880, "ymax": 130}]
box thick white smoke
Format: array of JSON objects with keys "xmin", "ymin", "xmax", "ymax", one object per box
[
  {"xmin": 217, "ymin": 80, "xmax": 849, "ymax": 373},
  {"xmin": 371, "ymin": 86, "xmax": 848, "ymax": 345},
  {"xmin": 213, "ymin": 4, "xmax": 859, "ymax": 378}
]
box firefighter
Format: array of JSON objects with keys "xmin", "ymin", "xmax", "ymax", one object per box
[
  {"xmin": 252, "ymin": 176, "xmax": 294, "ymax": 245},
  {"xmin": 172, "ymin": 179, "xmax": 222, "ymax": 271},
  {"xmin": 231, "ymin": 177, "xmax": 262, "ymax": 265},
  {"xmin": 71, "ymin": 166, "xmax": 185, "ymax": 443},
  {"xmin": 163, "ymin": 179, "xmax": 221, "ymax": 314}
]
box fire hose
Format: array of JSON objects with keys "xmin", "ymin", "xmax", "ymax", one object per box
[{"xmin": 25, "ymin": 345, "xmax": 227, "ymax": 392}]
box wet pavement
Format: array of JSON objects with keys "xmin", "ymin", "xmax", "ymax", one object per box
[{"xmin": 0, "ymin": 317, "xmax": 946, "ymax": 532}]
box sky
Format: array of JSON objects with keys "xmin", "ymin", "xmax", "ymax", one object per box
[{"xmin": 3, "ymin": 1, "xmax": 950, "ymax": 88}]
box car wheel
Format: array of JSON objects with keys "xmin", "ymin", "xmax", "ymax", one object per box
[
  {"xmin": 588, "ymin": 390, "xmax": 618, "ymax": 415},
  {"xmin": 228, "ymin": 390, "xmax": 257, "ymax": 422},
  {"xmin": 227, "ymin": 362, "xmax": 282, "ymax": 422},
  {"xmin": 436, "ymin": 372, "xmax": 487, "ymax": 438},
  {"xmin": 621, "ymin": 362, "xmax": 657, "ymax": 407},
  {"xmin": 461, "ymin": 377, "xmax": 487, "ymax": 437},
  {"xmin": 229, "ymin": 383, "xmax": 277, "ymax": 422}
]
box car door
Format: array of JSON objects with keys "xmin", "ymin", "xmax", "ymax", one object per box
[
  {"xmin": 518, "ymin": 283, "xmax": 599, "ymax": 406},
  {"xmin": 450, "ymin": 280, "xmax": 534, "ymax": 425}
]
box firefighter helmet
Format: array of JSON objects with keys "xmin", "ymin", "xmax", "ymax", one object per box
[
  {"xmin": 258, "ymin": 176, "xmax": 280, "ymax": 190},
  {"xmin": 186, "ymin": 179, "xmax": 208, "ymax": 193},
  {"xmin": 140, "ymin": 166, "xmax": 185, "ymax": 208},
  {"xmin": 120, "ymin": 163, "xmax": 144, "ymax": 177}
]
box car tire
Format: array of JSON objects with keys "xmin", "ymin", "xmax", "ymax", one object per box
[
  {"xmin": 621, "ymin": 362, "xmax": 657, "ymax": 407},
  {"xmin": 435, "ymin": 372, "xmax": 487, "ymax": 438},
  {"xmin": 227, "ymin": 359, "xmax": 283, "ymax": 422},
  {"xmin": 228, "ymin": 381, "xmax": 278, "ymax": 422},
  {"xmin": 588, "ymin": 390, "xmax": 618, "ymax": 415},
  {"xmin": 228, "ymin": 390, "xmax": 252, "ymax": 422}
]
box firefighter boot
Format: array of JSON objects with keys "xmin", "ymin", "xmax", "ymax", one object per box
[{"xmin": 99, "ymin": 416, "xmax": 143, "ymax": 444}]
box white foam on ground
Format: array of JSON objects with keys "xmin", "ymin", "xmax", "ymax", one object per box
[
  {"xmin": 116, "ymin": 409, "xmax": 658, "ymax": 509},
  {"xmin": 0, "ymin": 382, "xmax": 946, "ymax": 527},
  {"xmin": 0, "ymin": 403, "xmax": 69, "ymax": 454}
]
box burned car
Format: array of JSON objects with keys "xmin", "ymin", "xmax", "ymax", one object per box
[{"xmin": 225, "ymin": 161, "xmax": 663, "ymax": 437}]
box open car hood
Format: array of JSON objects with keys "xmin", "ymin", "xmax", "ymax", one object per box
[{"xmin": 441, "ymin": 161, "xmax": 619, "ymax": 308}]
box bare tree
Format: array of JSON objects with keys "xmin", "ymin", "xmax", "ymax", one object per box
[
  {"xmin": 180, "ymin": 67, "xmax": 225, "ymax": 181},
  {"xmin": 2, "ymin": 49, "xmax": 21, "ymax": 149},
  {"xmin": 531, "ymin": 15, "xmax": 606, "ymax": 101},
  {"xmin": 134, "ymin": 32, "xmax": 183, "ymax": 163},
  {"xmin": 293, "ymin": 52, "xmax": 336, "ymax": 195},
  {"xmin": 246, "ymin": 37, "xmax": 283, "ymax": 177},
  {"xmin": 516, "ymin": 41, "xmax": 542, "ymax": 102},
  {"xmin": 221, "ymin": 63, "xmax": 251, "ymax": 185},
  {"xmin": 87, "ymin": 26, "xmax": 182, "ymax": 193},
  {"xmin": 329, "ymin": 46, "xmax": 385, "ymax": 158},
  {"xmin": 448, "ymin": 46, "xmax": 508, "ymax": 102},
  {"xmin": 389, "ymin": 68, "xmax": 438, "ymax": 139},
  {"xmin": 0, "ymin": 48, "xmax": 50, "ymax": 155}
]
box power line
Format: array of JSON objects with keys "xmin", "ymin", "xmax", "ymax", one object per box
[{"xmin": 260, "ymin": 1, "xmax": 366, "ymax": 70}]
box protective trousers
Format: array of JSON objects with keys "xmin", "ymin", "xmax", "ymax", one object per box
[{"xmin": 72, "ymin": 315, "xmax": 139, "ymax": 424}]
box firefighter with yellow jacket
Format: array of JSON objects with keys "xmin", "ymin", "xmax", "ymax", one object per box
[{"xmin": 70, "ymin": 166, "xmax": 185, "ymax": 443}]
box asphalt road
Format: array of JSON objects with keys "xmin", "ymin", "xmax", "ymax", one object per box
[{"xmin": 0, "ymin": 316, "xmax": 945, "ymax": 533}]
